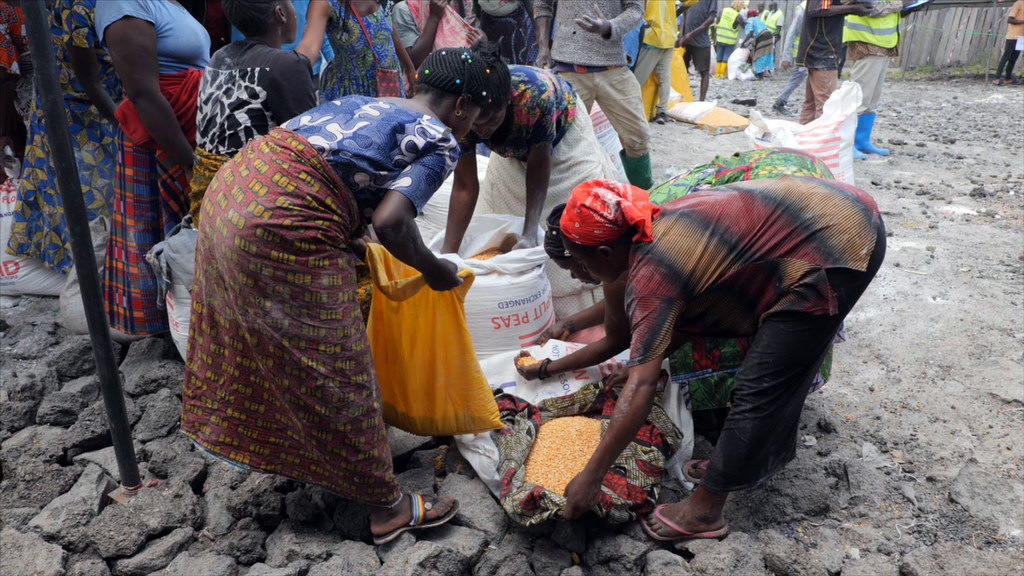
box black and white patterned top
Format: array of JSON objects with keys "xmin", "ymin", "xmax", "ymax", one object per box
[{"xmin": 195, "ymin": 39, "xmax": 317, "ymax": 156}]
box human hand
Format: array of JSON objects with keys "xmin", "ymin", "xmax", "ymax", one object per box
[
  {"xmin": 513, "ymin": 231, "xmax": 539, "ymax": 250},
  {"xmin": 537, "ymin": 320, "xmax": 571, "ymax": 345},
  {"xmin": 467, "ymin": 27, "xmax": 484, "ymax": 45},
  {"xmin": 405, "ymin": 70, "xmax": 417, "ymax": 97},
  {"xmin": 562, "ymin": 468, "xmax": 602, "ymax": 519},
  {"xmin": 428, "ymin": 0, "xmax": 448, "ymax": 20},
  {"xmin": 574, "ymin": 4, "xmax": 612, "ymax": 38},
  {"xmin": 535, "ymin": 46, "xmax": 552, "ymax": 69},
  {"xmin": 606, "ymin": 367, "xmax": 629, "ymax": 391},
  {"xmin": 515, "ymin": 351, "xmax": 547, "ymax": 380},
  {"xmin": 423, "ymin": 258, "xmax": 463, "ymax": 291},
  {"xmin": 676, "ymin": 33, "xmax": 692, "ymax": 47}
]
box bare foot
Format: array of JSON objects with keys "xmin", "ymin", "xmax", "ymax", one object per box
[
  {"xmin": 643, "ymin": 498, "xmax": 726, "ymax": 539},
  {"xmin": 369, "ymin": 493, "xmax": 456, "ymax": 538}
]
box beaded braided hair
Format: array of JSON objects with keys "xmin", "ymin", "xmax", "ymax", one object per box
[{"xmin": 416, "ymin": 45, "xmax": 511, "ymax": 111}]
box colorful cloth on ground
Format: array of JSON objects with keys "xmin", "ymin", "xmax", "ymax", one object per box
[
  {"xmin": 104, "ymin": 131, "xmax": 191, "ymax": 334},
  {"xmin": 494, "ymin": 377, "xmax": 680, "ymax": 526},
  {"xmin": 187, "ymin": 147, "xmax": 229, "ymax": 224},
  {"xmin": 478, "ymin": 2, "xmax": 538, "ymax": 65},
  {"xmin": 561, "ymin": 179, "xmax": 660, "ymax": 245},
  {"xmin": 463, "ymin": 65, "xmax": 577, "ymax": 162},
  {"xmin": 283, "ymin": 97, "xmax": 458, "ymax": 217},
  {"xmin": 5, "ymin": 0, "xmax": 122, "ymax": 274},
  {"xmin": 647, "ymin": 148, "xmax": 833, "ymax": 205},
  {"xmin": 181, "ymin": 128, "xmax": 401, "ymax": 506},
  {"xmin": 320, "ymin": 0, "xmax": 404, "ymax": 100},
  {"xmin": 627, "ymin": 176, "xmax": 882, "ymax": 366}
]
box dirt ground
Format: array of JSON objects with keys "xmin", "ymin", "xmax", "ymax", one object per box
[{"xmin": 0, "ymin": 73, "xmax": 1022, "ymax": 576}]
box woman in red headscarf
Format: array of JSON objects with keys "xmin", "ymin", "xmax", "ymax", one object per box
[{"xmin": 556, "ymin": 176, "xmax": 886, "ymax": 541}]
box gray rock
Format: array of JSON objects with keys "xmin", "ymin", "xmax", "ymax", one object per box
[
  {"xmin": 645, "ymin": 550, "xmax": 691, "ymax": 576},
  {"xmin": 203, "ymin": 484, "xmax": 237, "ymax": 536},
  {"xmin": 1, "ymin": 506, "xmax": 40, "ymax": 531},
  {"xmin": 28, "ymin": 464, "xmax": 116, "ymax": 550},
  {"xmin": 67, "ymin": 553, "xmax": 113, "ymax": 576},
  {"xmin": 408, "ymin": 448, "xmax": 444, "ymax": 470},
  {"xmin": 110, "ymin": 527, "xmax": 194, "ymax": 576},
  {"xmin": 133, "ymin": 389, "xmax": 181, "ymax": 442},
  {"xmin": 155, "ymin": 551, "xmax": 238, "ymax": 576},
  {"xmin": 899, "ymin": 542, "xmax": 1024, "ymax": 576},
  {"xmin": 283, "ymin": 486, "xmax": 334, "ymax": 530},
  {"xmin": 422, "ymin": 523, "xmax": 490, "ymax": 565},
  {"xmin": 382, "ymin": 540, "xmax": 466, "ymax": 576},
  {"xmin": 0, "ymin": 460, "xmax": 81, "ymax": 510},
  {"xmin": 387, "ymin": 426, "xmax": 434, "ymax": 460},
  {"xmin": 841, "ymin": 552, "xmax": 899, "ymax": 576},
  {"xmin": 397, "ymin": 466, "xmax": 437, "ymax": 496},
  {"xmin": 551, "ymin": 519, "xmax": 587, "ymax": 554},
  {"xmin": 209, "ymin": 518, "xmax": 267, "ymax": 566},
  {"xmin": 331, "ymin": 500, "xmax": 370, "ymax": 540},
  {"xmin": 760, "ymin": 529, "xmax": 842, "ymax": 576},
  {"xmin": 0, "ymin": 399, "xmax": 37, "ymax": 433},
  {"xmin": 86, "ymin": 502, "xmax": 151, "ymax": 559},
  {"xmin": 471, "ymin": 531, "xmax": 533, "ymax": 576},
  {"xmin": 949, "ymin": 462, "xmax": 1024, "ymax": 535},
  {"xmin": 437, "ymin": 474, "xmax": 508, "ymax": 542},
  {"xmin": 5, "ymin": 365, "xmax": 61, "ymax": 403},
  {"xmin": 134, "ymin": 480, "xmax": 202, "ymax": 535},
  {"xmin": 119, "ymin": 337, "xmax": 183, "ymax": 397},
  {"xmin": 51, "ymin": 336, "xmax": 99, "ymax": 381},
  {"xmin": 67, "ymin": 398, "xmax": 141, "ymax": 455},
  {"xmin": 0, "ymin": 527, "xmax": 69, "ymax": 576},
  {"xmin": 36, "ymin": 375, "xmax": 101, "ymax": 427},
  {"xmin": 307, "ymin": 541, "xmax": 382, "ymax": 576},
  {"xmin": 531, "ymin": 537, "xmax": 573, "ymax": 575},
  {"xmin": 3, "ymin": 320, "xmax": 62, "ymax": 360},
  {"xmin": 264, "ymin": 521, "xmax": 340, "ymax": 568},
  {"xmin": 377, "ymin": 532, "xmax": 418, "ymax": 566},
  {"xmin": 1, "ymin": 424, "xmax": 67, "ymax": 472},
  {"xmin": 583, "ymin": 533, "xmax": 648, "ymax": 576},
  {"xmin": 226, "ymin": 473, "xmax": 287, "ymax": 528},
  {"xmin": 560, "ymin": 567, "xmax": 584, "ymax": 576},
  {"xmin": 677, "ymin": 532, "xmax": 769, "ymax": 576},
  {"xmin": 243, "ymin": 562, "xmax": 304, "ymax": 576},
  {"xmin": 143, "ymin": 434, "xmax": 206, "ymax": 488},
  {"xmin": 443, "ymin": 442, "xmax": 477, "ymax": 479},
  {"xmin": 73, "ymin": 442, "xmax": 145, "ymax": 484}
]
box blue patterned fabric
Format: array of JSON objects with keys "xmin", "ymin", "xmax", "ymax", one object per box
[
  {"xmin": 320, "ymin": 0, "xmax": 403, "ymax": 100},
  {"xmin": 283, "ymin": 97, "xmax": 459, "ymax": 214},
  {"xmin": 6, "ymin": 0, "xmax": 122, "ymax": 274}
]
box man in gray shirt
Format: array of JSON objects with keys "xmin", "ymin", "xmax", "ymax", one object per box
[
  {"xmin": 679, "ymin": 0, "xmax": 717, "ymax": 102},
  {"xmin": 535, "ymin": 0, "xmax": 653, "ymax": 189}
]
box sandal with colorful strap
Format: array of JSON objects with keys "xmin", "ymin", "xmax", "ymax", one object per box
[{"xmin": 372, "ymin": 493, "xmax": 460, "ymax": 546}]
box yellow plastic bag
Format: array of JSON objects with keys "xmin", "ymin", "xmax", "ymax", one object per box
[
  {"xmin": 365, "ymin": 243, "xmax": 502, "ymax": 436},
  {"xmin": 642, "ymin": 47, "xmax": 694, "ymax": 120}
]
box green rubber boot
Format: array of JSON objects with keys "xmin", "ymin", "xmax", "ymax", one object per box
[{"xmin": 620, "ymin": 151, "xmax": 654, "ymax": 190}]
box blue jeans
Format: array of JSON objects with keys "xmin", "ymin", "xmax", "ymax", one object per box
[{"xmin": 715, "ymin": 42, "xmax": 737, "ymax": 63}]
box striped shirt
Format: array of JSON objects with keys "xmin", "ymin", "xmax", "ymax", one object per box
[{"xmin": 626, "ymin": 176, "xmax": 882, "ymax": 366}]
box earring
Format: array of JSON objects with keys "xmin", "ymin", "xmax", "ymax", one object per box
[{"xmin": 455, "ymin": 109, "xmax": 464, "ymax": 118}]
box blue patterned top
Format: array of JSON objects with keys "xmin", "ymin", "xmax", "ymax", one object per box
[
  {"xmin": 283, "ymin": 97, "xmax": 459, "ymax": 214},
  {"xmin": 320, "ymin": 0, "xmax": 403, "ymax": 100}
]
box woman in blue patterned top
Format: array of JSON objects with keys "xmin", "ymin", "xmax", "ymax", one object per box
[{"xmin": 181, "ymin": 48, "xmax": 511, "ymax": 546}]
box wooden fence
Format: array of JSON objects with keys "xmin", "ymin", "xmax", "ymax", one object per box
[{"xmin": 715, "ymin": 0, "xmax": 1020, "ymax": 72}]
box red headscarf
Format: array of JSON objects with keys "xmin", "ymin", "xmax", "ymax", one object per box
[{"xmin": 559, "ymin": 179, "xmax": 661, "ymax": 246}]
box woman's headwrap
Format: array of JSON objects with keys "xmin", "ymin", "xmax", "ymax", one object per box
[{"xmin": 559, "ymin": 179, "xmax": 661, "ymax": 246}]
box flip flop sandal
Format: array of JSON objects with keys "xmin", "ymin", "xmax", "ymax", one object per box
[
  {"xmin": 682, "ymin": 458, "xmax": 710, "ymax": 484},
  {"xmin": 649, "ymin": 504, "xmax": 730, "ymax": 541},
  {"xmin": 640, "ymin": 512, "xmax": 684, "ymax": 542},
  {"xmin": 372, "ymin": 494, "xmax": 460, "ymax": 546}
]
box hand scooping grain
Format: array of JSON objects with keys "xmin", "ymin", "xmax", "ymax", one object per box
[{"xmin": 523, "ymin": 416, "xmax": 602, "ymax": 496}]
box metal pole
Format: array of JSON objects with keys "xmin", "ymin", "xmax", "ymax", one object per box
[
  {"xmin": 985, "ymin": 0, "xmax": 999, "ymax": 83},
  {"xmin": 22, "ymin": 0, "xmax": 141, "ymax": 490}
]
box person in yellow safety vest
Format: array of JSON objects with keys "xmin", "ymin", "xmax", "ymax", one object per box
[
  {"xmin": 714, "ymin": 0, "xmax": 747, "ymax": 77},
  {"xmin": 843, "ymin": 7, "xmax": 902, "ymax": 158},
  {"xmin": 764, "ymin": 1, "xmax": 784, "ymax": 39}
]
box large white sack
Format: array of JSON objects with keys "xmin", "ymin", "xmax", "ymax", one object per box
[
  {"xmin": 60, "ymin": 217, "xmax": 139, "ymax": 343},
  {"xmin": 589, "ymin": 103, "xmax": 629, "ymax": 183},
  {"xmin": 746, "ymin": 81, "xmax": 861, "ymax": 185},
  {"xmin": 415, "ymin": 153, "xmax": 490, "ymax": 243},
  {"xmin": 429, "ymin": 214, "xmax": 555, "ymax": 360},
  {"xmin": 145, "ymin": 217, "xmax": 197, "ymax": 360},
  {"xmin": 0, "ymin": 179, "xmax": 66, "ymax": 297}
]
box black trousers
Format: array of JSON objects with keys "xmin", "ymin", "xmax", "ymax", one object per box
[
  {"xmin": 996, "ymin": 39, "xmax": 1021, "ymax": 81},
  {"xmin": 701, "ymin": 220, "xmax": 887, "ymax": 493}
]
